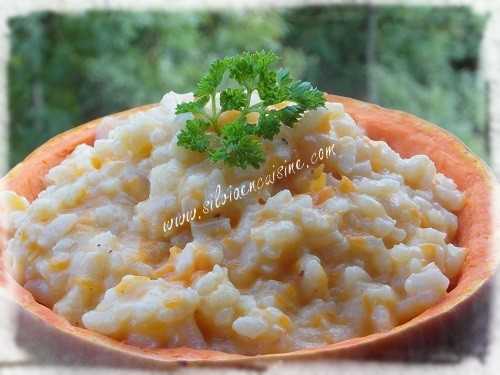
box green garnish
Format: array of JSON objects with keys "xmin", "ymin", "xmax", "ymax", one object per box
[{"xmin": 176, "ymin": 51, "xmax": 325, "ymax": 169}]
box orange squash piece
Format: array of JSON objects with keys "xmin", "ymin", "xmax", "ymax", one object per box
[{"xmin": 0, "ymin": 95, "xmax": 497, "ymax": 364}]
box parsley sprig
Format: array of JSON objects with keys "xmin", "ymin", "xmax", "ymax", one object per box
[{"xmin": 176, "ymin": 51, "xmax": 325, "ymax": 169}]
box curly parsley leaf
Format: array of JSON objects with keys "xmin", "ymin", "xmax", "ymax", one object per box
[
  {"xmin": 195, "ymin": 58, "xmax": 230, "ymax": 98},
  {"xmin": 220, "ymin": 88, "xmax": 247, "ymax": 111},
  {"xmin": 228, "ymin": 50, "xmax": 277, "ymax": 88},
  {"xmin": 175, "ymin": 96, "xmax": 209, "ymax": 115},
  {"xmin": 209, "ymin": 119, "xmax": 265, "ymax": 169},
  {"xmin": 276, "ymin": 105, "xmax": 304, "ymax": 127},
  {"xmin": 255, "ymin": 111, "xmax": 281, "ymax": 140},
  {"xmin": 289, "ymin": 80, "xmax": 325, "ymax": 108},
  {"xmin": 175, "ymin": 50, "xmax": 326, "ymax": 169},
  {"xmin": 177, "ymin": 119, "xmax": 211, "ymax": 152}
]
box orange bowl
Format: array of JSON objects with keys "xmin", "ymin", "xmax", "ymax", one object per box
[{"xmin": 0, "ymin": 95, "xmax": 497, "ymax": 364}]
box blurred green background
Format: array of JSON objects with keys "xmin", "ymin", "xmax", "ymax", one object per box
[{"xmin": 8, "ymin": 5, "xmax": 489, "ymax": 167}]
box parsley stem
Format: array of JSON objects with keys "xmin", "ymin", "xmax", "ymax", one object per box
[
  {"xmin": 210, "ymin": 93, "xmax": 217, "ymax": 121},
  {"xmin": 209, "ymin": 92, "xmax": 222, "ymax": 135}
]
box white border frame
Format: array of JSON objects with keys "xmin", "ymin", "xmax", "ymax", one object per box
[{"xmin": 0, "ymin": 1, "xmax": 498, "ymax": 374}]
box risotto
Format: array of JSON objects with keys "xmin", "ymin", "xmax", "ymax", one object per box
[{"xmin": 2, "ymin": 92, "xmax": 465, "ymax": 354}]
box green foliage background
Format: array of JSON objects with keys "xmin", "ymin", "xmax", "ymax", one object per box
[{"xmin": 8, "ymin": 6, "xmax": 488, "ymax": 167}]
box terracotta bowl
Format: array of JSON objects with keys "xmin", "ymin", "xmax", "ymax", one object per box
[{"xmin": 0, "ymin": 95, "xmax": 497, "ymax": 364}]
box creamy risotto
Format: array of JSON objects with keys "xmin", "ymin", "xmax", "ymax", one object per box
[{"xmin": 2, "ymin": 92, "xmax": 465, "ymax": 354}]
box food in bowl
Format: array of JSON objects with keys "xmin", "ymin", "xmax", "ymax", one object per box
[{"xmin": 0, "ymin": 52, "xmax": 474, "ymax": 356}]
